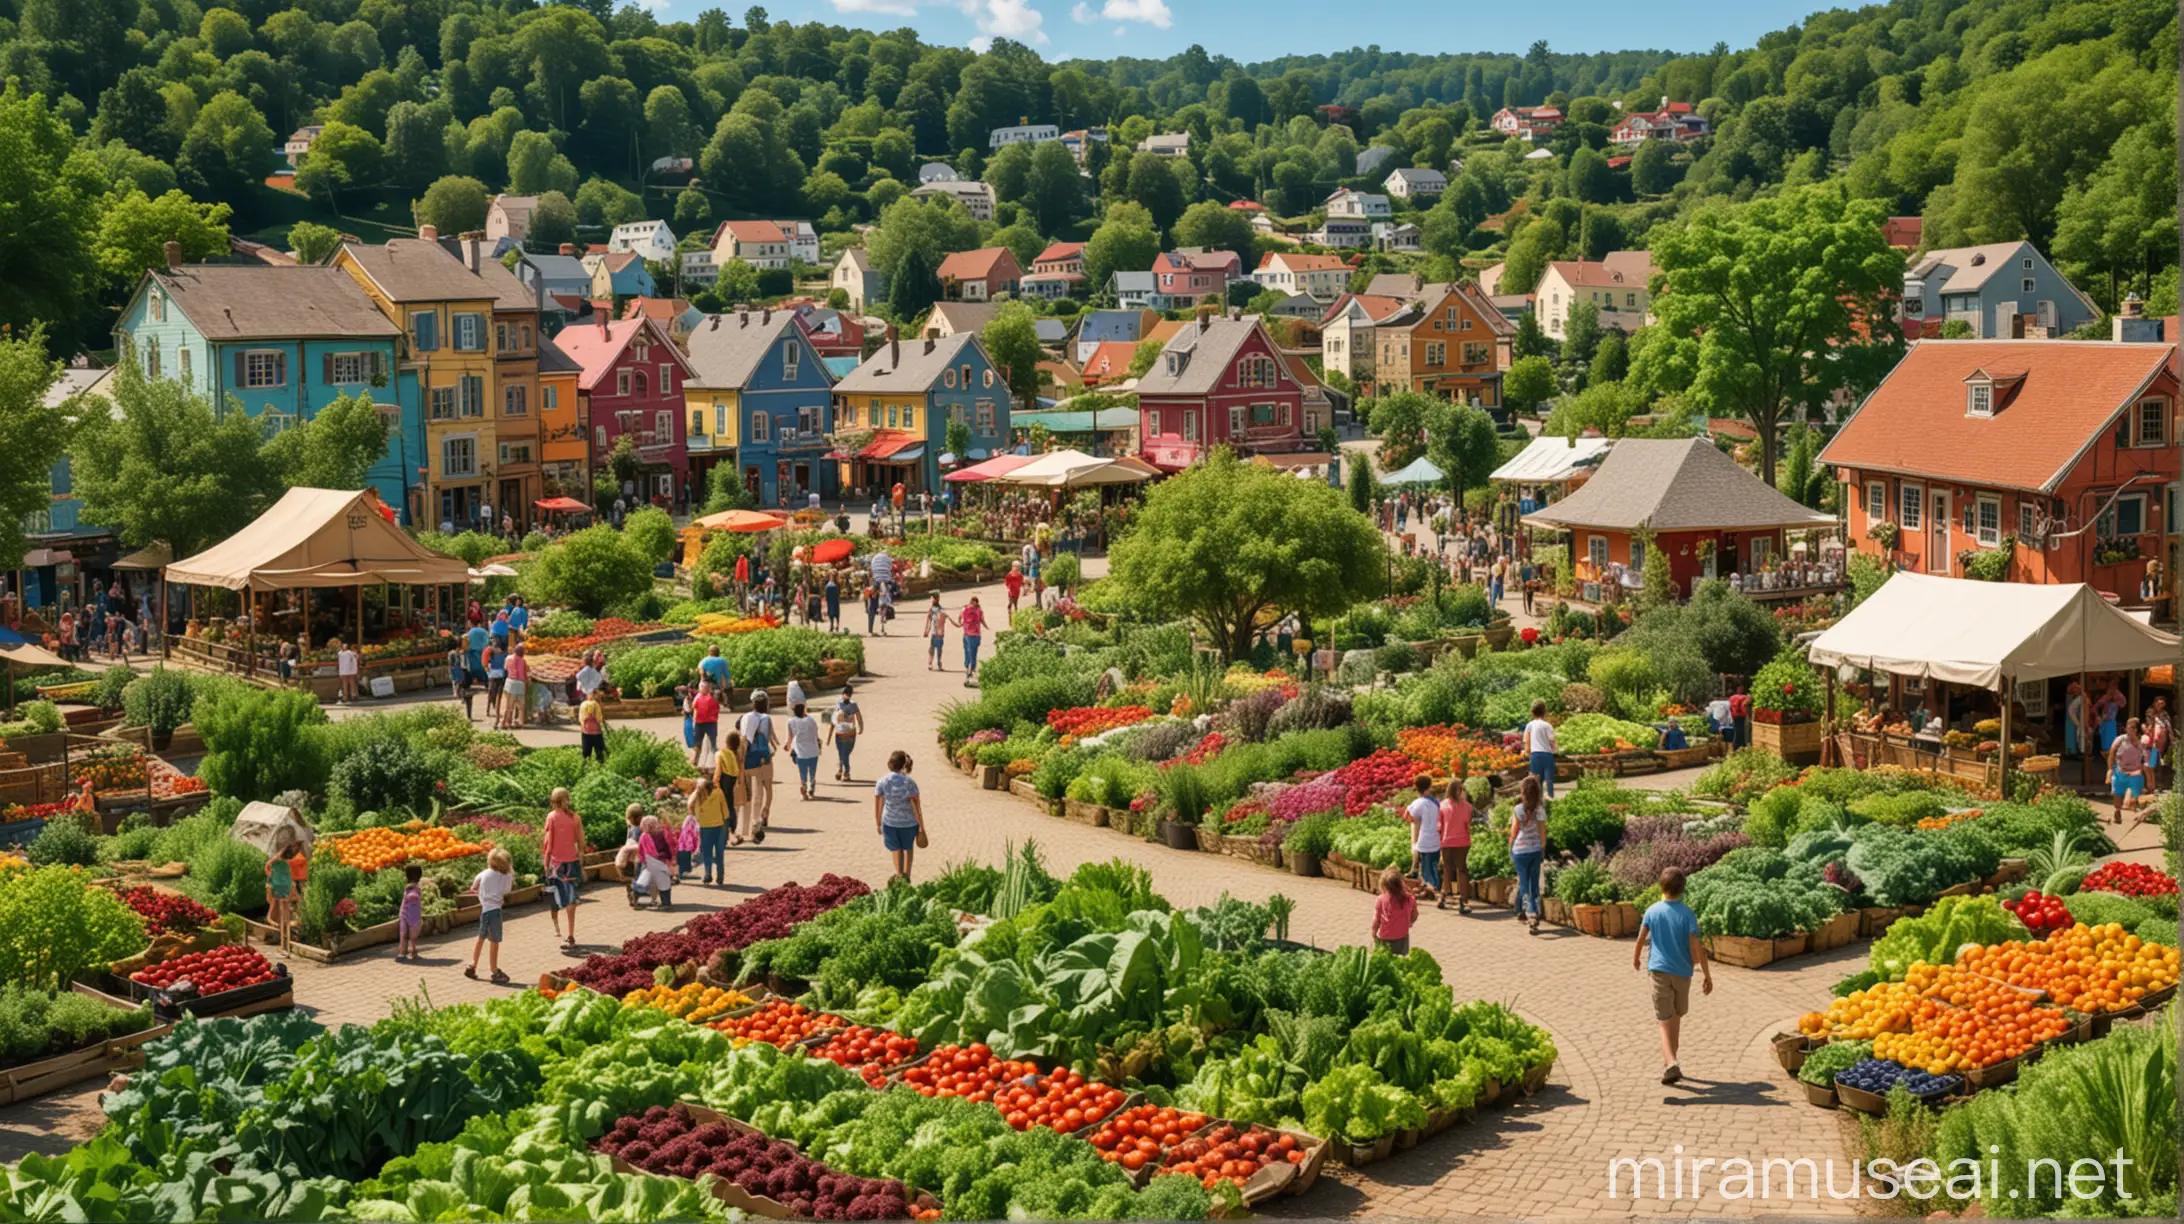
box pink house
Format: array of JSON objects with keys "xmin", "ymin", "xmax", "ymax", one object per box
[
  {"xmin": 553, "ymin": 315, "xmax": 695, "ymax": 507},
  {"xmin": 1151, "ymin": 249, "xmax": 1243, "ymax": 307}
]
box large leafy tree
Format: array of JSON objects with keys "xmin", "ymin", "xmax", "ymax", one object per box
[
  {"xmin": 1109, "ymin": 450, "xmax": 1388, "ymax": 659},
  {"xmin": 261, "ymin": 392, "xmax": 390, "ymax": 490},
  {"xmin": 518, "ymin": 524, "xmax": 653, "ymax": 616},
  {"xmin": 0, "ymin": 85, "xmax": 102, "ymax": 338},
  {"xmin": 1648, "ymin": 186, "xmax": 1902, "ymax": 483},
  {"xmin": 980, "ymin": 302, "xmax": 1043, "ymax": 407},
  {"xmin": 71, "ymin": 361, "xmax": 284, "ymax": 556},
  {"xmin": 93, "ymin": 190, "xmax": 231, "ymax": 288},
  {"xmin": 0, "ymin": 328, "xmax": 78, "ymax": 570},
  {"xmin": 1083, "ymin": 203, "xmax": 1160, "ymax": 303}
]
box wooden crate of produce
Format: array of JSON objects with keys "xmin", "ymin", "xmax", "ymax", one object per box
[{"xmin": 0, "ymin": 984, "xmax": 173, "ymax": 1108}]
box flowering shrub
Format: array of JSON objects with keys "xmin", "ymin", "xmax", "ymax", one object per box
[
  {"xmin": 1264, "ymin": 774, "xmax": 1346, "ymax": 823},
  {"xmin": 1046, "ymin": 705, "xmax": 1155, "ymax": 740},
  {"xmin": 1750, "ymin": 647, "xmax": 1823, "ymax": 717},
  {"xmin": 1394, "ymin": 725, "xmax": 1525, "ymax": 778},
  {"xmin": 1326, "ymin": 749, "xmax": 1425, "ymax": 817},
  {"xmin": 1175, "ymin": 732, "xmax": 1228, "ymax": 768}
]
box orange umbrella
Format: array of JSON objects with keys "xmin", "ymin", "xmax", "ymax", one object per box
[{"xmin": 696, "ymin": 508, "xmax": 789, "ymax": 533}]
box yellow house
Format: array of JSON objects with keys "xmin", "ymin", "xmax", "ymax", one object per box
[{"xmin": 337, "ymin": 230, "xmax": 504, "ymax": 528}]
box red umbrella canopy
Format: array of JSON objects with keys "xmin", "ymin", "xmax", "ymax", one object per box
[{"xmin": 810, "ymin": 538, "xmax": 855, "ymax": 564}]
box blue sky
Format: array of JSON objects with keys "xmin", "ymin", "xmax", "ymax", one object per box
[{"xmin": 765, "ymin": 0, "xmax": 1826, "ymax": 60}]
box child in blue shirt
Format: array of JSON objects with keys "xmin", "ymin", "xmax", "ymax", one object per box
[{"xmin": 1633, "ymin": 867, "xmax": 1712, "ymax": 1085}]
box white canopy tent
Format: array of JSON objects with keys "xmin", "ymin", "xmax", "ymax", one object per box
[
  {"xmin": 1805, "ymin": 574, "xmax": 2178, "ymax": 789},
  {"xmin": 1490, "ymin": 435, "xmax": 1612, "ymax": 485},
  {"xmin": 995, "ymin": 449, "xmax": 1153, "ymax": 488},
  {"xmin": 1382, "ymin": 456, "xmax": 1445, "ymax": 486},
  {"xmin": 1806, "ymin": 574, "xmax": 2177, "ymax": 689}
]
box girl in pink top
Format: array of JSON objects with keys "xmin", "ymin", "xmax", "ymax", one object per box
[
  {"xmin": 1438, "ymin": 784, "xmax": 1475, "ymax": 914},
  {"xmin": 1371, "ymin": 866, "xmax": 1418, "ymax": 956}
]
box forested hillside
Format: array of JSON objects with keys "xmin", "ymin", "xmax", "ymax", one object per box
[{"xmin": 0, "ymin": 0, "xmax": 2173, "ymax": 352}]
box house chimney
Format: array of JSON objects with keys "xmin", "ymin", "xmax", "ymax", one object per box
[
  {"xmin": 162, "ymin": 241, "xmax": 182, "ymax": 272},
  {"xmin": 738, "ymin": 308, "xmax": 749, "ymax": 327},
  {"xmin": 924, "ymin": 327, "xmax": 939, "ymax": 340},
  {"xmin": 2113, "ymin": 293, "xmax": 2164, "ymax": 343},
  {"xmin": 924, "ymin": 337, "xmax": 936, "ymax": 355},
  {"xmin": 463, "ymin": 231, "xmax": 483, "ymax": 272},
  {"xmin": 887, "ymin": 323, "xmax": 899, "ymax": 367},
  {"xmin": 762, "ymin": 308, "xmax": 771, "ymax": 325},
  {"xmin": 2121, "ymin": 292, "xmax": 2145, "ymax": 320},
  {"xmin": 1197, "ymin": 304, "xmax": 1214, "ymax": 332},
  {"xmin": 559, "ymin": 243, "xmax": 576, "ymax": 256},
  {"xmin": 419, "ymin": 225, "xmax": 438, "ymax": 240}
]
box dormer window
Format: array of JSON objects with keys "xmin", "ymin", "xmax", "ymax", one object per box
[
  {"xmin": 1968, "ymin": 383, "xmax": 1993, "ymax": 417},
  {"xmin": 1166, "ymin": 352, "xmax": 1188, "ymax": 376}
]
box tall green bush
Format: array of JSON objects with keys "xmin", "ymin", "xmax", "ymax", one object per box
[{"xmin": 195, "ymin": 688, "xmax": 331, "ymax": 802}]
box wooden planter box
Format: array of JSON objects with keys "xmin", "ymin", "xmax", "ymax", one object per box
[
  {"xmin": 0, "ymin": 984, "xmax": 173, "ymax": 1107},
  {"xmin": 1656, "ymin": 744, "xmax": 1714, "ymax": 769},
  {"xmin": 0, "ymin": 732, "xmax": 68, "ymax": 765},
  {"xmin": 977, "ymin": 764, "xmax": 1004, "ymax": 790},
  {"xmin": 1773, "ymin": 932, "xmax": 1810, "ymax": 961},
  {"xmin": 1541, "ymin": 896, "xmax": 1571, "ymax": 926},
  {"xmin": 1705, "ymin": 934, "xmax": 1775, "ymax": 968},
  {"xmin": 1858, "ymin": 906, "xmax": 1905, "ymax": 938},
  {"xmin": 1062, "ymin": 798, "xmax": 1106, "ymax": 827},
  {"xmin": 1808, "ymin": 911, "xmax": 1859, "ymax": 952},
  {"xmin": 1751, "ymin": 717, "xmax": 1825, "ymax": 764},
  {"xmin": 1007, "ymin": 777, "xmax": 1058, "ymax": 816},
  {"xmin": 1320, "ymin": 852, "xmax": 1361, "ymax": 888},
  {"xmin": 1193, "ymin": 825, "xmax": 1223, "ymax": 853}
]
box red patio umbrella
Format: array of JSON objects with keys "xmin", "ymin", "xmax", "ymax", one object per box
[{"xmin": 809, "ymin": 538, "xmax": 855, "ymax": 564}]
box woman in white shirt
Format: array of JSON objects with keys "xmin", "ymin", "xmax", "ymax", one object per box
[
  {"xmin": 1509, "ymin": 774, "xmax": 1550, "ymax": 934},
  {"xmin": 1403, "ymin": 775, "xmax": 1443, "ymax": 903},
  {"xmin": 786, "ymin": 703, "xmax": 823, "ymax": 800},
  {"xmin": 1524, "ymin": 699, "xmax": 1559, "ymax": 798},
  {"xmin": 737, "ymin": 692, "xmax": 778, "ymax": 841}
]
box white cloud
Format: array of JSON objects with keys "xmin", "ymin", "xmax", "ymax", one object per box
[
  {"xmin": 959, "ymin": 0, "xmax": 1048, "ymax": 46},
  {"xmin": 1073, "ymin": 0, "xmax": 1171, "ymax": 27},
  {"xmin": 828, "ymin": 0, "xmax": 922, "ymax": 15}
]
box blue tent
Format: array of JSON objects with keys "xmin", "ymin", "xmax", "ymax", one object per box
[{"xmin": 1383, "ymin": 457, "xmax": 1445, "ymax": 485}]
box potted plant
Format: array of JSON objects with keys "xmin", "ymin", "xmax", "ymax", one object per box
[
  {"xmin": 1750, "ymin": 647, "xmax": 1825, "ymax": 726},
  {"xmin": 1156, "ymin": 764, "xmax": 1207, "ymax": 851}
]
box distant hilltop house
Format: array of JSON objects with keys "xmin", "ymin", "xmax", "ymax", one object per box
[
  {"xmin": 1324, "ymin": 188, "xmax": 1392, "ymax": 221},
  {"xmin": 1902, "ymin": 242, "xmax": 2097, "ymax": 339},
  {"xmin": 1491, "ymin": 105, "xmax": 1563, "ymax": 141},
  {"xmin": 714, "ymin": 221, "xmax": 793, "ymax": 270},
  {"xmin": 989, "ymin": 121, "xmax": 1061, "ymax": 150},
  {"xmin": 1022, "ymin": 242, "xmax": 1086, "ymax": 301},
  {"xmin": 917, "ymin": 162, "xmax": 960, "ymax": 184},
  {"xmin": 608, "ymin": 220, "xmax": 677, "ymax": 264},
  {"xmin": 1254, "ymin": 252, "xmax": 1351, "ymax": 305},
  {"xmin": 485, "ymin": 195, "xmax": 537, "ymax": 249},
  {"xmin": 1611, "ymin": 98, "xmax": 1709, "ymax": 144},
  {"xmin": 1059, "ymin": 129, "xmax": 1109, "ymax": 163},
  {"xmin": 1138, "ymin": 132, "xmax": 1191, "ymax": 157},
  {"xmin": 935, "ymin": 247, "xmax": 1021, "ymax": 303},
  {"xmin": 1383, "ymin": 168, "xmax": 1447, "ymax": 199},
  {"xmin": 284, "ymin": 125, "xmax": 323, "ymax": 167},
  {"xmin": 1536, "ymin": 252, "xmax": 1657, "ymax": 339},
  {"xmin": 1149, "ymin": 249, "xmax": 1243, "ymax": 309},
  {"xmin": 1372, "ymin": 221, "xmax": 1422, "ymax": 253},
  {"xmin": 832, "ymin": 248, "xmax": 888, "ymax": 312},
  {"xmin": 910, "ymin": 180, "xmax": 996, "ymax": 222}
]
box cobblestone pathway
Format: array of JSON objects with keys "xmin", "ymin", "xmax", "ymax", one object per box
[{"xmin": 0, "ymin": 557, "xmax": 1869, "ymax": 1217}]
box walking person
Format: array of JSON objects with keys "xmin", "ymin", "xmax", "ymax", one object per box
[
  {"xmin": 629, "ymin": 815, "xmax": 677, "ymax": 910},
  {"xmin": 1511, "ymin": 774, "xmax": 1549, "ymax": 935},
  {"xmin": 1403, "ymin": 775, "xmax": 1442, "ymax": 902},
  {"xmin": 1728, "ymin": 685, "xmax": 1752, "ymax": 750},
  {"xmin": 862, "ymin": 582, "xmax": 879, "ymax": 635},
  {"xmin": 578, "ymin": 685, "xmax": 608, "ymax": 763},
  {"xmin": 463, "ymin": 846, "xmax": 514, "ymax": 983},
  {"xmin": 481, "ymin": 639, "xmax": 504, "ymax": 720},
  {"xmin": 787, "ymin": 702, "xmax": 822, "ymax": 799},
  {"xmin": 501, "ymin": 644, "xmax": 530, "ymax": 730},
  {"xmin": 1524, "ymin": 700, "xmax": 1559, "ymax": 798},
  {"xmin": 2107, "ymin": 716, "xmax": 2148, "ymax": 823},
  {"xmin": 542, "ymin": 788, "xmax": 588, "ymax": 950},
  {"xmin": 959, "ymin": 596, "xmax": 986, "ymax": 684},
  {"xmin": 690, "ymin": 774, "xmax": 730, "ymax": 885},
  {"xmin": 873, "ymin": 750, "xmax": 926, "ymax": 881},
  {"xmin": 1439, "ymin": 777, "xmax": 1476, "ymax": 914},
  {"xmin": 689, "ymin": 681, "xmax": 721, "ymax": 769},
  {"xmin": 447, "ymin": 641, "xmax": 473, "ymax": 718},
  {"xmin": 699, "ymin": 645, "xmax": 731, "ymax": 708},
  {"xmin": 738, "ymin": 693, "xmax": 778, "ymax": 842},
  {"xmin": 923, "ymin": 595, "xmax": 950, "ymax": 672},
  {"xmin": 1004, "ymin": 562, "xmax": 1025, "ymax": 617},
  {"xmin": 824, "ymin": 569, "xmax": 841, "ymax": 634},
  {"xmin": 264, "ymin": 835, "xmax": 299, "ymax": 959},
  {"xmin": 2144, "ymin": 696, "xmax": 2172, "ymax": 789},
  {"xmin": 827, "ymin": 684, "xmax": 863, "ymax": 781},
  {"xmin": 719, "ymin": 729, "xmax": 748, "ymax": 844},
  {"xmin": 1371, "ymin": 866, "xmax": 1417, "ymax": 956},
  {"xmin": 1633, "ymin": 867, "xmax": 1711, "ymax": 1085},
  {"xmin": 395, "ymin": 864, "xmax": 425, "ymax": 962},
  {"xmin": 336, "ymin": 640, "xmax": 361, "ymax": 704}
]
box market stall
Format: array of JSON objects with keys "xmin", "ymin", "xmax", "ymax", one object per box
[
  {"xmin": 1490, "ymin": 434, "xmax": 1612, "ymax": 514},
  {"xmin": 992, "ymin": 449, "xmax": 1155, "ymax": 489},
  {"xmin": 1382, "ymin": 456, "xmax": 1446, "ymax": 487},
  {"xmin": 941, "ymin": 454, "xmax": 1036, "ymax": 484},
  {"xmin": 1806, "ymin": 574, "xmax": 2180, "ymax": 792},
  {"xmin": 1521, "ymin": 437, "xmax": 1841, "ymax": 605},
  {"xmin": 161, "ymin": 487, "xmax": 471, "ymax": 691}
]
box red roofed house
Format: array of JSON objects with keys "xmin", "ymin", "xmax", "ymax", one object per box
[
  {"xmin": 1227, "ymin": 200, "xmax": 1266, "ymax": 213},
  {"xmin": 1021, "ymin": 242, "xmax": 1085, "ymax": 301},
  {"xmin": 1883, "ymin": 216, "xmax": 1924, "ymax": 252},
  {"xmin": 1610, "ymin": 98, "xmax": 1708, "ymax": 144},
  {"xmin": 1490, "ymin": 106, "xmax": 1563, "ymax": 140},
  {"xmin": 712, "ymin": 221, "xmax": 792, "ymax": 270},
  {"xmin": 1151, "ymin": 248, "xmax": 1243, "ymax": 307},
  {"xmin": 552, "ymin": 315, "xmax": 695, "ymax": 507},
  {"xmin": 1135, "ymin": 311, "xmax": 1311, "ymax": 471},
  {"xmin": 1080, "ymin": 340, "xmax": 1139, "ymax": 388},
  {"xmin": 1820, "ymin": 340, "xmax": 2180, "ymax": 592},
  {"xmin": 935, "ymin": 246, "xmax": 1021, "ymax": 302}
]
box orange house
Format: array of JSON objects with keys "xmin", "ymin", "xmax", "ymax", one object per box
[
  {"xmin": 538, "ymin": 335, "xmax": 588, "ymax": 496},
  {"xmin": 1372, "ymin": 282, "xmax": 1513, "ymax": 405},
  {"xmin": 1821, "ymin": 340, "xmax": 2179, "ymax": 596}
]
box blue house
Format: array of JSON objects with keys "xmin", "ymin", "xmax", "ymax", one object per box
[
  {"xmin": 682, "ymin": 308, "xmax": 840, "ymax": 506},
  {"xmin": 832, "ymin": 331, "xmax": 1011, "ymax": 494},
  {"xmin": 113, "ymin": 262, "xmax": 422, "ymax": 518},
  {"xmin": 1072, "ymin": 308, "xmax": 1154, "ymax": 363}
]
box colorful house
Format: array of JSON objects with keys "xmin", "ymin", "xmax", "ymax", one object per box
[
  {"xmin": 935, "ymin": 247, "xmax": 1021, "ymax": 302},
  {"xmin": 458, "ymin": 239, "xmax": 545, "ymax": 529},
  {"xmin": 116, "ymin": 254, "xmax": 418, "ymax": 519},
  {"xmin": 537, "ymin": 336, "xmax": 588, "ymax": 497},
  {"xmin": 831, "ymin": 330, "xmax": 1010, "ymax": 494},
  {"xmin": 583, "ymin": 250, "xmax": 656, "ymax": 300},
  {"xmin": 1821, "ymin": 340, "xmax": 2180, "ymax": 592},
  {"xmin": 552, "ymin": 316, "xmax": 694, "ymax": 507},
  {"xmin": 683, "ymin": 308, "xmax": 839, "ymax": 506},
  {"xmin": 336, "ymin": 233, "xmax": 504, "ymax": 528},
  {"xmin": 1022, "ymin": 242, "xmax": 1086, "ymax": 301},
  {"xmin": 1372, "ymin": 282, "xmax": 1514, "ymax": 404},
  {"xmin": 1135, "ymin": 314, "xmax": 1311, "ymax": 472}
]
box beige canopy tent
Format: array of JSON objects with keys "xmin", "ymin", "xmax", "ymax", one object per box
[
  {"xmin": 112, "ymin": 543, "xmax": 174, "ymax": 571},
  {"xmin": 167, "ymin": 488, "xmax": 470, "ymax": 590},
  {"xmin": 0, "ymin": 637, "xmax": 71, "ymax": 717},
  {"xmin": 996, "ymin": 449, "xmax": 1154, "ymax": 488},
  {"xmin": 1806, "ymin": 573, "xmax": 2179, "ymax": 789}
]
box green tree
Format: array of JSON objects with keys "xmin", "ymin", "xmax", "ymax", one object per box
[
  {"xmin": 703, "ymin": 462, "xmax": 757, "ymax": 514},
  {"xmin": 261, "ymin": 392, "xmax": 389, "ymax": 490},
  {"xmin": 294, "ymin": 120, "xmax": 384, "ymax": 208},
  {"xmin": 519, "ymin": 524, "xmax": 654, "ymax": 616},
  {"xmin": 574, "ymin": 178, "xmax": 645, "ymax": 229},
  {"xmin": 1022, "ymin": 139, "xmax": 1088, "ymax": 236},
  {"xmin": 71, "ymin": 361, "xmax": 283, "ymax": 556},
  {"xmin": 176, "ymin": 91, "xmax": 273, "ymax": 203},
  {"xmin": 945, "ymin": 417, "xmax": 972, "ymax": 466},
  {"xmin": 1125, "ymin": 152, "xmax": 1188, "ymax": 235},
  {"xmin": 1083, "ymin": 205, "xmax": 1160, "ymax": 303},
  {"xmin": 1365, "ymin": 390, "xmax": 1433, "ymax": 467},
  {"xmin": 528, "ymin": 191, "xmax": 578, "ymax": 252},
  {"xmin": 1512, "ymin": 310, "xmax": 1554, "ymax": 360},
  {"xmin": 1347, "ymin": 451, "xmax": 1377, "ymax": 515},
  {"xmin": 1588, "ymin": 331, "xmax": 1629, "ymax": 386},
  {"xmin": 93, "ymin": 190, "xmax": 230, "ymax": 288},
  {"xmin": 981, "ymin": 302, "xmax": 1043, "ymax": 406},
  {"xmin": 415, "ymin": 174, "xmax": 490, "ymax": 235},
  {"xmin": 1427, "ymin": 400, "xmax": 1500, "ymax": 498},
  {"xmin": 0, "ymin": 328, "xmax": 76, "ymax": 570},
  {"xmin": 621, "ymin": 505, "xmax": 678, "ymax": 565},
  {"xmin": 1649, "ymin": 187, "xmax": 1903, "ymax": 483},
  {"xmin": 288, "ymin": 221, "xmax": 343, "ymax": 265},
  {"xmin": 1566, "ymin": 147, "xmax": 1614, "ymax": 204},
  {"xmin": 1503, "ymin": 355, "xmax": 1558, "ymax": 414},
  {"xmin": 1941, "ymin": 46, "xmax": 2155, "ymax": 250},
  {"xmin": 866, "ymin": 194, "xmax": 980, "ymax": 297},
  {"xmin": 1630, "ymin": 138, "xmax": 1678, "ymax": 195},
  {"xmin": 1171, "ymin": 200, "xmax": 1255, "ymax": 266},
  {"xmin": 673, "ymin": 186, "xmax": 712, "ymax": 231},
  {"xmin": 1110, "ymin": 450, "xmax": 1389, "ymax": 658},
  {"xmin": 1560, "ymin": 301, "xmax": 1604, "ymax": 373},
  {"xmin": 886, "ymin": 243, "xmax": 940, "ymax": 321},
  {"xmin": 195, "ymin": 688, "xmax": 330, "ymax": 802},
  {"xmin": 1500, "ymin": 218, "xmax": 1563, "ymax": 298},
  {"xmin": 507, "ymin": 130, "xmax": 579, "ymax": 196}
]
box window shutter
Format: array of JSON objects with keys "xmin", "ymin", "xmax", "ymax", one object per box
[
  {"xmin": 234, "ymin": 351, "xmax": 247, "ymax": 385},
  {"xmin": 372, "ymin": 351, "xmax": 387, "ymax": 381},
  {"xmin": 323, "ymin": 354, "xmax": 333, "ymax": 384},
  {"xmin": 274, "ymin": 352, "xmax": 286, "ymax": 387}
]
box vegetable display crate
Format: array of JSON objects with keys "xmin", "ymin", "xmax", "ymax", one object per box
[
  {"xmin": 1807, "ymin": 911, "xmax": 1859, "ymax": 953},
  {"xmin": 1857, "ymin": 906, "xmax": 1906, "ymax": 938},
  {"xmin": 1654, "ymin": 744, "xmax": 1716, "ymax": 769},
  {"xmin": 127, "ymin": 961, "xmax": 293, "ymax": 1020},
  {"xmin": 1835, "ymin": 1076, "xmax": 1961, "ymax": 1115},
  {"xmin": 0, "ymin": 984, "xmax": 174, "ymax": 1108},
  {"xmin": 1703, "ymin": 934, "xmax": 1776, "ymax": 968},
  {"xmin": 1771, "ymin": 1032, "xmax": 1816, "ymax": 1074},
  {"xmin": 1751, "ymin": 717, "xmax": 1825, "ymax": 764},
  {"xmin": 1798, "ymin": 1081, "xmax": 1837, "ymax": 1109}
]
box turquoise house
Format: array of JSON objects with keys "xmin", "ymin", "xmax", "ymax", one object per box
[
  {"xmin": 112, "ymin": 261, "xmax": 423, "ymax": 518},
  {"xmin": 684, "ymin": 310, "xmax": 841, "ymax": 506}
]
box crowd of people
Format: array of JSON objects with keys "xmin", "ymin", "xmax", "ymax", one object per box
[{"xmin": 45, "ymin": 582, "xmax": 158, "ymax": 663}]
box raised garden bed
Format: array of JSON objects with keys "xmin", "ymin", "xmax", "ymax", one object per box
[{"xmin": 0, "ymin": 984, "xmax": 172, "ymax": 1108}]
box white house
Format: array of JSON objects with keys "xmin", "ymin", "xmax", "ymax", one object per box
[
  {"xmin": 1307, "ymin": 218, "xmax": 1372, "ymax": 249},
  {"xmin": 769, "ymin": 220, "xmax": 820, "ymax": 266},
  {"xmin": 1324, "ymin": 189, "xmax": 1391, "ymax": 220},
  {"xmin": 1254, "ymin": 253, "xmax": 1350, "ymax": 304},
  {"xmin": 608, "ymin": 219, "xmax": 677, "ymax": 263},
  {"xmin": 1138, "ymin": 132, "xmax": 1191, "ymax": 157},
  {"xmin": 484, "ymin": 195, "xmax": 537, "ymax": 248},
  {"xmin": 284, "ymin": 125, "xmax": 323, "ymax": 167},
  {"xmin": 713, "ymin": 220, "xmax": 791, "ymax": 270},
  {"xmin": 1372, "ymin": 221, "xmax": 1422, "ymax": 253},
  {"xmin": 910, "ymin": 180, "xmax": 996, "ymax": 222},
  {"xmin": 1535, "ymin": 252, "xmax": 1657, "ymax": 340},
  {"xmin": 990, "ymin": 123, "xmax": 1061, "ymax": 149},
  {"xmin": 1383, "ymin": 167, "xmax": 1447, "ymax": 199},
  {"xmin": 833, "ymin": 248, "xmax": 888, "ymax": 312},
  {"xmin": 680, "ymin": 250, "xmax": 717, "ymax": 286}
]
